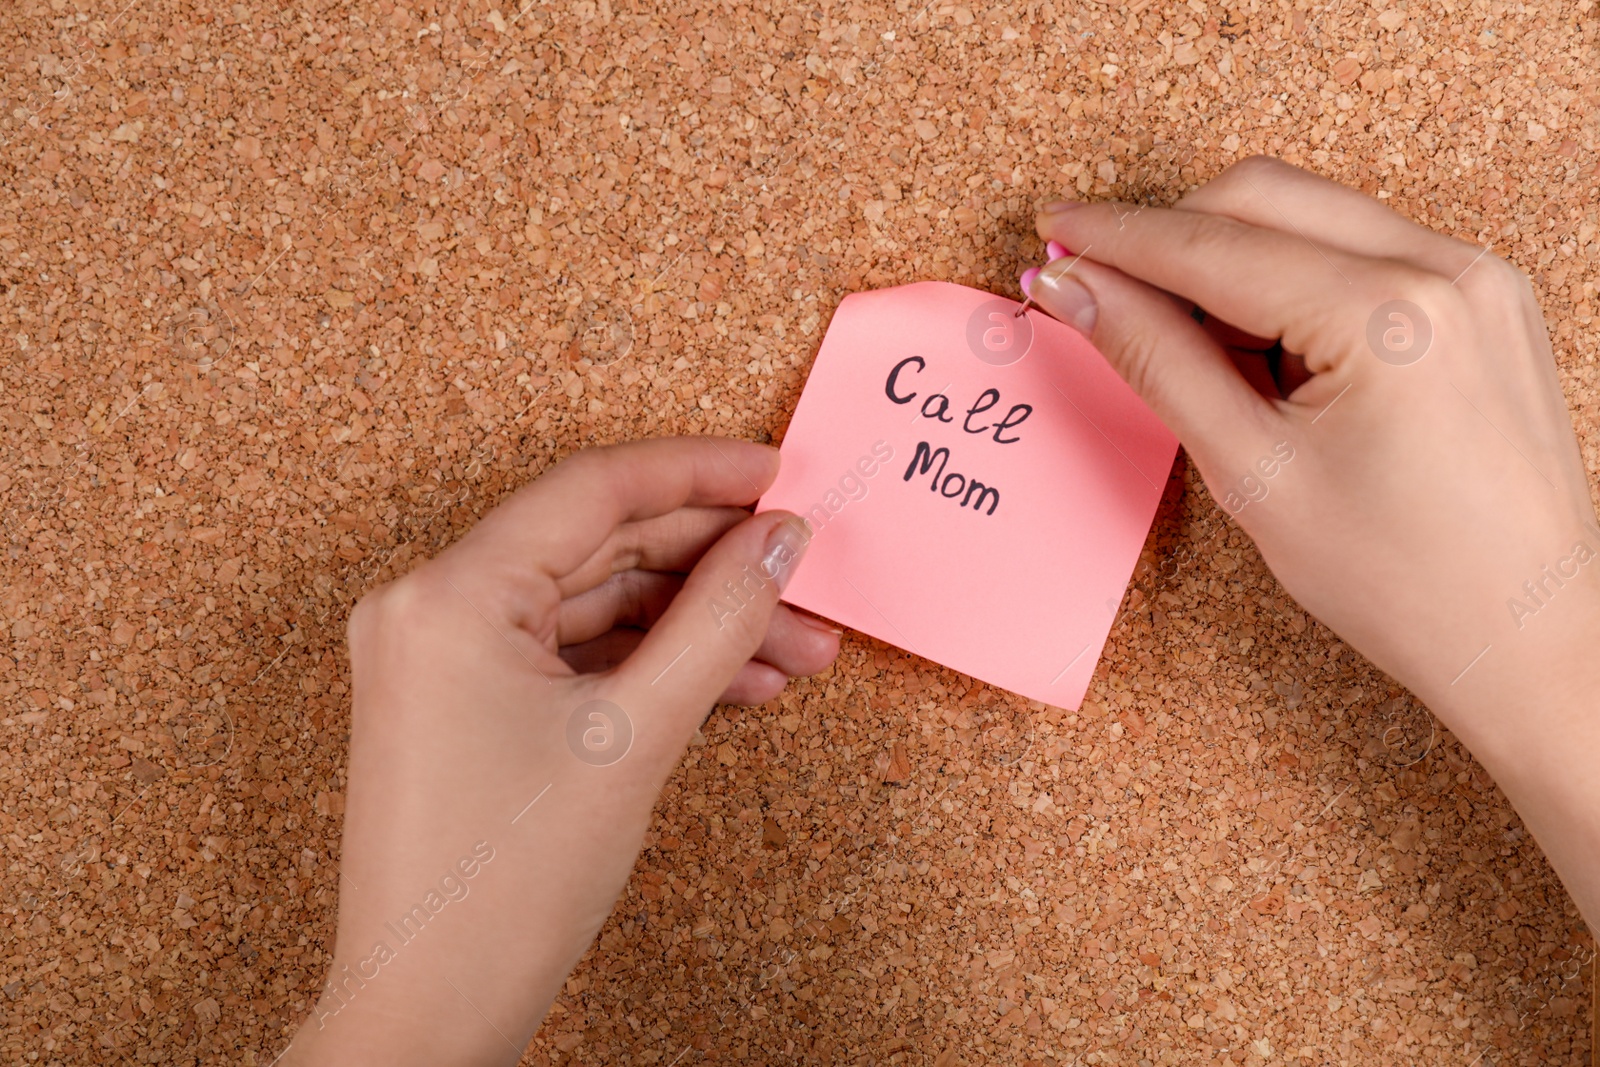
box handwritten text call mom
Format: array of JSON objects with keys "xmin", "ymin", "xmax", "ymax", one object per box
[{"xmin": 884, "ymin": 355, "xmax": 1032, "ymax": 517}]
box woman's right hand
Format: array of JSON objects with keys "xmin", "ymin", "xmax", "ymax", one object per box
[{"xmin": 1027, "ymin": 156, "xmax": 1600, "ymax": 929}]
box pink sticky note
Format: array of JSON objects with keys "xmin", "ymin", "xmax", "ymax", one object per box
[{"xmin": 758, "ymin": 281, "xmax": 1177, "ymax": 709}]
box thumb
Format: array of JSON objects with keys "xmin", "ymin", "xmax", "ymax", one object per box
[
  {"xmin": 1027, "ymin": 253, "xmax": 1276, "ymax": 469},
  {"xmin": 609, "ymin": 509, "xmax": 810, "ymax": 736}
]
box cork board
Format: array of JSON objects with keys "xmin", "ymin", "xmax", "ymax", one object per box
[{"xmin": 2, "ymin": 0, "xmax": 1597, "ymax": 1064}]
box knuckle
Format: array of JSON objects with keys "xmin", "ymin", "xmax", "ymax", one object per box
[
  {"xmin": 346, "ymin": 566, "xmax": 453, "ymax": 651},
  {"xmin": 346, "ymin": 583, "xmax": 391, "ymax": 648},
  {"xmin": 611, "ymin": 519, "xmax": 649, "ymax": 571},
  {"xmin": 712, "ymin": 565, "xmax": 777, "ymax": 644},
  {"xmin": 555, "ymin": 444, "xmax": 613, "ymax": 482},
  {"xmin": 721, "ymin": 608, "xmax": 766, "ymax": 649},
  {"xmin": 1226, "ymin": 154, "xmax": 1293, "ymax": 181},
  {"xmin": 1384, "ymin": 267, "xmax": 1463, "ymax": 320},
  {"xmin": 612, "ymin": 570, "xmax": 648, "ymax": 627},
  {"xmin": 726, "ymin": 605, "xmax": 770, "ymax": 651},
  {"xmin": 1216, "ymin": 153, "xmax": 1292, "ymax": 188},
  {"xmin": 1456, "ymin": 252, "xmax": 1532, "ymax": 304},
  {"xmin": 1177, "ymin": 212, "xmax": 1252, "ymax": 267},
  {"xmin": 1355, "ymin": 267, "xmax": 1463, "ymax": 363},
  {"xmin": 1112, "ymin": 328, "xmax": 1166, "ymax": 406},
  {"xmin": 1186, "ymin": 155, "xmax": 1294, "ymax": 209}
]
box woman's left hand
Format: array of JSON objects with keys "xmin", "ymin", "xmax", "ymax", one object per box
[{"xmin": 283, "ymin": 437, "xmax": 837, "ymax": 1067}]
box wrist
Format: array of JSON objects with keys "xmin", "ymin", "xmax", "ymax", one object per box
[
  {"xmin": 1417, "ymin": 585, "xmax": 1600, "ymax": 929},
  {"xmin": 282, "ymin": 963, "xmax": 544, "ymax": 1067},
  {"xmin": 1421, "ymin": 584, "xmax": 1600, "ymax": 761},
  {"xmin": 285, "ymin": 1007, "xmax": 508, "ymax": 1067}
]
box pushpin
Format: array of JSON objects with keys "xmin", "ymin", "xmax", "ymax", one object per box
[
  {"xmin": 1014, "ymin": 267, "xmax": 1040, "ymax": 318},
  {"xmin": 1015, "ymin": 242, "xmax": 1074, "ymax": 317}
]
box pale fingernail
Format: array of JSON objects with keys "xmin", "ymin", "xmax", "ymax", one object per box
[
  {"xmin": 1040, "ymin": 200, "xmax": 1082, "ymax": 214},
  {"xmin": 794, "ymin": 611, "xmax": 844, "ymax": 635},
  {"xmin": 1031, "ymin": 258, "xmax": 1098, "ymax": 336},
  {"xmin": 761, "ymin": 516, "xmax": 811, "ymax": 594}
]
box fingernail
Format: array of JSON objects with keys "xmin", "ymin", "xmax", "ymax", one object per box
[
  {"xmin": 1031, "ymin": 258, "xmax": 1098, "ymax": 336},
  {"xmin": 1040, "ymin": 200, "xmax": 1082, "ymax": 214},
  {"xmin": 1046, "ymin": 240, "xmax": 1070, "ymax": 261},
  {"xmin": 760, "ymin": 515, "xmax": 810, "ymax": 594},
  {"xmin": 793, "ymin": 611, "xmax": 844, "ymax": 636}
]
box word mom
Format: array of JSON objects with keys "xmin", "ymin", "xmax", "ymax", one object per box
[{"xmin": 903, "ymin": 442, "xmax": 1000, "ymax": 515}]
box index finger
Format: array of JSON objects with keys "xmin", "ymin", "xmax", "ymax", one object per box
[
  {"xmin": 1173, "ymin": 157, "xmax": 1487, "ymax": 282},
  {"xmin": 458, "ymin": 437, "xmax": 779, "ymax": 580},
  {"xmin": 1036, "ymin": 201, "xmax": 1406, "ymax": 357}
]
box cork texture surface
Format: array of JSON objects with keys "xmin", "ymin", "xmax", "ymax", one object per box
[{"xmin": 2, "ymin": 0, "xmax": 1597, "ymax": 1063}]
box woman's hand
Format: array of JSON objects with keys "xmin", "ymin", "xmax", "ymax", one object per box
[
  {"xmin": 282, "ymin": 438, "xmax": 838, "ymax": 1066},
  {"xmin": 1029, "ymin": 156, "xmax": 1600, "ymax": 929}
]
